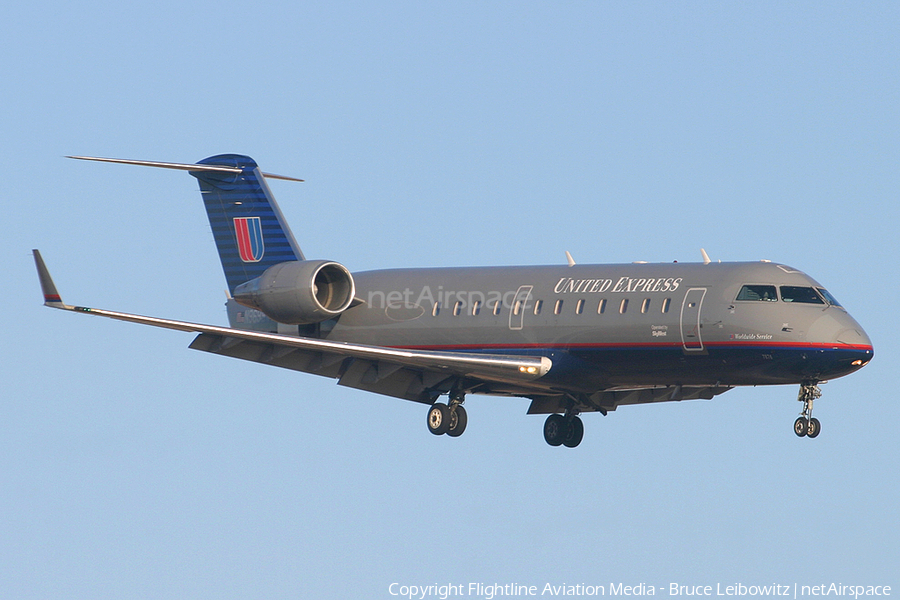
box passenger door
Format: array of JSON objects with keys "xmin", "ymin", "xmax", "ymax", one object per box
[
  {"xmin": 508, "ymin": 285, "xmax": 533, "ymax": 331},
  {"xmin": 680, "ymin": 288, "xmax": 707, "ymax": 351}
]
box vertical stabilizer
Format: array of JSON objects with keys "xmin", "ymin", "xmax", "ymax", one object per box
[{"xmin": 191, "ymin": 154, "xmax": 304, "ymax": 293}]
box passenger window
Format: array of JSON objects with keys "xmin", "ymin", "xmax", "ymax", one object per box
[
  {"xmin": 513, "ymin": 300, "xmax": 522, "ymax": 316},
  {"xmin": 619, "ymin": 298, "xmax": 628, "ymax": 314},
  {"xmin": 554, "ymin": 299, "xmax": 563, "ymax": 315},
  {"xmin": 432, "ymin": 302, "xmax": 440, "ymax": 317},
  {"xmin": 576, "ymin": 299, "xmax": 585, "ymax": 314},
  {"xmin": 492, "ymin": 300, "xmax": 501, "ymax": 316},
  {"xmin": 597, "ymin": 299, "xmax": 607, "ymax": 314},
  {"xmin": 472, "ymin": 300, "xmax": 482, "ymax": 316},
  {"xmin": 641, "ymin": 298, "xmax": 651, "ymax": 314},
  {"xmin": 661, "ymin": 298, "xmax": 671, "ymax": 313},
  {"xmin": 736, "ymin": 284, "xmax": 778, "ymax": 302},
  {"xmin": 534, "ymin": 300, "xmax": 543, "ymax": 315},
  {"xmin": 453, "ymin": 301, "xmax": 463, "ymax": 316},
  {"xmin": 781, "ymin": 286, "xmax": 825, "ymax": 304}
]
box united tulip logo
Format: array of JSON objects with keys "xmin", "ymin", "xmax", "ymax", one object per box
[{"xmin": 233, "ymin": 217, "xmax": 264, "ymax": 262}]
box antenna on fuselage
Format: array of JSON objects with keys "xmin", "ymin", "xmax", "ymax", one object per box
[
  {"xmin": 565, "ymin": 251, "xmax": 576, "ymax": 267},
  {"xmin": 700, "ymin": 248, "xmax": 722, "ymax": 264}
]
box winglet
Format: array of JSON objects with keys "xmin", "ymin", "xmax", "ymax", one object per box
[
  {"xmin": 32, "ymin": 250, "xmax": 68, "ymax": 308},
  {"xmin": 701, "ymin": 248, "xmax": 712, "ymax": 265},
  {"xmin": 565, "ymin": 251, "xmax": 576, "ymax": 267}
]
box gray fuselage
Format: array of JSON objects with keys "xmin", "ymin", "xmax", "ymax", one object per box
[{"xmin": 238, "ymin": 260, "xmax": 872, "ymax": 395}]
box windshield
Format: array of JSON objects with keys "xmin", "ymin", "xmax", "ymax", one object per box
[
  {"xmin": 816, "ymin": 287, "xmax": 843, "ymax": 307},
  {"xmin": 736, "ymin": 284, "xmax": 778, "ymax": 302},
  {"xmin": 780, "ymin": 286, "xmax": 825, "ymax": 304}
]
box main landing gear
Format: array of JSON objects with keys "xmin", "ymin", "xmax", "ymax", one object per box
[
  {"xmin": 543, "ymin": 413, "xmax": 584, "ymax": 448},
  {"xmin": 427, "ymin": 391, "xmax": 467, "ymax": 437},
  {"xmin": 793, "ymin": 382, "xmax": 822, "ymax": 439},
  {"xmin": 426, "ymin": 394, "xmax": 586, "ymax": 447}
]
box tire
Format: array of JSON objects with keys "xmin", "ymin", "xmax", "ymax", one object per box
[
  {"xmin": 563, "ymin": 416, "xmax": 584, "ymax": 448},
  {"xmin": 794, "ymin": 417, "xmax": 808, "ymax": 437},
  {"xmin": 427, "ymin": 403, "xmax": 450, "ymax": 435},
  {"xmin": 543, "ymin": 414, "xmax": 566, "ymax": 446},
  {"xmin": 447, "ymin": 405, "xmax": 468, "ymax": 437},
  {"xmin": 807, "ymin": 417, "xmax": 821, "ymax": 438}
]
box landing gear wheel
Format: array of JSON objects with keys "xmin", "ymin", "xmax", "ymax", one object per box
[
  {"xmin": 543, "ymin": 414, "xmax": 566, "ymax": 446},
  {"xmin": 427, "ymin": 403, "xmax": 450, "ymax": 435},
  {"xmin": 447, "ymin": 405, "xmax": 468, "ymax": 437},
  {"xmin": 795, "ymin": 382, "xmax": 822, "ymax": 439},
  {"xmin": 807, "ymin": 417, "xmax": 821, "ymax": 438},
  {"xmin": 563, "ymin": 416, "xmax": 584, "ymax": 448}
]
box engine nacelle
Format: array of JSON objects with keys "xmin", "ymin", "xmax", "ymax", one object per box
[{"xmin": 232, "ymin": 260, "xmax": 355, "ymax": 324}]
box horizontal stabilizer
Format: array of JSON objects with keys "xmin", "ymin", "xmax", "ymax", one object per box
[
  {"xmin": 68, "ymin": 154, "xmax": 307, "ymax": 293},
  {"xmin": 67, "ymin": 155, "xmax": 304, "ymax": 182}
]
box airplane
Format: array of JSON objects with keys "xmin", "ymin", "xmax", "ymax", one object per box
[{"xmin": 33, "ymin": 154, "xmax": 874, "ymax": 447}]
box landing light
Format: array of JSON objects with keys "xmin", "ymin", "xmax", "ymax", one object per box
[
  {"xmin": 852, "ymin": 359, "xmax": 864, "ymax": 366},
  {"xmin": 519, "ymin": 366, "xmax": 539, "ymax": 374}
]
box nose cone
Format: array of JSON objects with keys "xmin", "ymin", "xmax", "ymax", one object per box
[
  {"xmin": 835, "ymin": 325, "xmax": 873, "ymax": 349},
  {"xmin": 807, "ymin": 309, "xmax": 874, "ymax": 379},
  {"xmin": 808, "ymin": 310, "xmax": 872, "ymax": 347}
]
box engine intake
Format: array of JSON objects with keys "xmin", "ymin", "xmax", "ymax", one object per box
[{"xmin": 232, "ymin": 260, "xmax": 355, "ymax": 324}]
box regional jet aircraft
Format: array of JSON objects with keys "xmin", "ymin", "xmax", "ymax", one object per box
[{"xmin": 33, "ymin": 154, "xmax": 874, "ymax": 447}]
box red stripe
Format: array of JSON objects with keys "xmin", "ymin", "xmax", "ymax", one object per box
[
  {"xmin": 388, "ymin": 341, "xmax": 874, "ymax": 352},
  {"xmin": 235, "ymin": 219, "xmax": 252, "ymax": 261}
]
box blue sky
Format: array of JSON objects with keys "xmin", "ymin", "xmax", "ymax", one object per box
[{"xmin": 3, "ymin": 1, "xmax": 898, "ymax": 598}]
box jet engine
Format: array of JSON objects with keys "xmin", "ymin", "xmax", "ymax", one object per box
[{"xmin": 232, "ymin": 260, "xmax": 355, "ymax": 324}]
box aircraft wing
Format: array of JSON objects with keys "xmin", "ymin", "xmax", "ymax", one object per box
[
  {"xmin": 33, "ymin": 250, "xmax": 552, "ymax": 404},
  {"xmin": 526, "ymin": 384, "xmax": 733, "ymax": 415}
]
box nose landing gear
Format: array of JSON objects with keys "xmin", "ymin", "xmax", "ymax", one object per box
[{"xmin": 794, "ymin": 382, "xmax": 822, "ymax": 438}]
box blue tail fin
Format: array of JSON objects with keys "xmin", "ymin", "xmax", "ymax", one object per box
[{"xmin": 191, "ymin": 154, "xmax": 304, "ymax": 293}]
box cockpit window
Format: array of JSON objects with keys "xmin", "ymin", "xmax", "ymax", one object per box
[
  {"xmin": 736, "ymin": 285, "xmax": 778, "ymax": 302},
  {"xmin": 780, "ymin": 286, "xmax": 825, "ymax": 304},
  {"xmin": 816, "ymin": 288, "xmax": 843, "ymax": 307}
]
